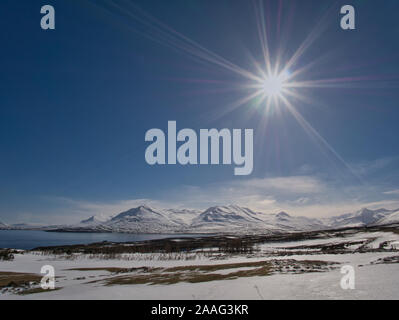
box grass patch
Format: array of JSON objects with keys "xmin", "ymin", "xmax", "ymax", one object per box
[
  {"xmin": 17, "ymin": 287, "xmax": 62, "ymax": 295},
  {"xmin": 86, "ymin": 259, "xmax": 338, "ymax": 287},
  {"xmin": 66, "ymin": 266, "xmax": 160, "ymax": 273},
  {"xmin": 0, "ymin": 249, "xmax": 15, "ymax": 261},
  {"xmin": 165, "ymin": 260, "xmax": 271, "ymax": 273},
  {"xmin": 0, "ymin": 272, "xmax": 42, "ymax": 289},
  {"xmin": 67, "ymin": 267, "xmax": 131, "ymax": 273},
  {"xmin": 102, "ymin": 265, "xmax": 272, "ymax": 286},
  {"xmin": 371, "ymin": 255, "xmax": 399, "ymax": 265}
]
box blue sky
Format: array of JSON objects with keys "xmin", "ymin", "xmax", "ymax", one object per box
[{"xmin": 1, "ymin": 0, "xmax": 399, "ymax": 224}]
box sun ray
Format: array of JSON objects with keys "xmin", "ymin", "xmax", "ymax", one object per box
[
  {"xmin": 88, "ymin": 0, "xmax": 399, "ymax": 181},
  {"xmin": 279, "ymin": 95, "xmax": 364, "ymax": 182},
  {"xmin": 205, "ymin": 89, "xmax": 266, "ymax": 123},
  {"xmin": 281, "ymin": 88, "xmax": 329, "ymax": 109},
  {"xmin": 253, "ymin": 0, "xmax": 273, "ymax": 75},
  {"xmin": 281, "ymin": 4, "xmax": 336, "ymax": 74},
  {"xmin": 103, "ymin": 0, "xmax": 264, "ymax": 82}
]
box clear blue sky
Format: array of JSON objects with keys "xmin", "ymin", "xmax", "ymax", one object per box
[{"xmin": 1, "ymin": 0, "xmax": 399, "ymax": 224}]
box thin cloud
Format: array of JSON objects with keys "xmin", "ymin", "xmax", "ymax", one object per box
[
  {"xmin": 351, "ymin": 156, "xmax": 398, "ymax": 176},
  {"xmin": 238, "ymin": 176, "xmax": 325, "ymax": 194},
  {"xmin": 383, "ymin": 189, "xmax": 399, "ymax": 196}
]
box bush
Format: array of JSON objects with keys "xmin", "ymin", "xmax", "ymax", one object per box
[{"xmin": 0, "ymin": 249, "xmax": 15, "ymax": 261}]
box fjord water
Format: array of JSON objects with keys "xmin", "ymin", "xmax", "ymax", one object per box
[{"xmin": 0, "ymin": 230, "xmax": 204, "ymax": 250}]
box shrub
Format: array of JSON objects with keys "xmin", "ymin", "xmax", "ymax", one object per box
[{"xmin": 0, "ymin": 249, "xmax": 15, "ymax": 261}]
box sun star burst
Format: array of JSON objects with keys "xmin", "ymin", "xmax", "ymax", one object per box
[{"xmin": 263, "ymin": 75, "xmax": 284, "ymax": 97}]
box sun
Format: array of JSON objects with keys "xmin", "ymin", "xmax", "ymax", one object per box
[
  {"xmin": 262, "ymin": 74, "xmax": 284, "ymax": 97},
  {"xmin": 252, "ymin": 69, "xmax": 291, "ymax": 103}
]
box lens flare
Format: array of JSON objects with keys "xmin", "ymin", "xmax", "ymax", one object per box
[
  {"xmin": 263, "ymin": 75, "xmax": 284, "ymax": 97},
  {"xmin": 91, "ymin": 0, "xmax": 398, "ymax": 182}
]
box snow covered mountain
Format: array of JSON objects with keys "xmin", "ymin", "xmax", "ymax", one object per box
[
  {"xmin": 79, "ymin": 215, "xmax": 109, "ymax": 226},
  {"xmin": 323, "ymin": 208, "xmax": 399, "ymax": 228},
  {"xmin": 105, "ymin": 206, "xmax": 185, "ymax": 233},
  {"xmin": 371, "ymin": 209, "xmax": 399, "ymax": 226},
  {"xmin": 67, "ymin": 205, "xmax": 392, "ymax": 234},
  {"xmin": 189, "ymin": 206, "xmax": 325, "ymax": 232},
  {"xmin": 163, "ymin": 208, "xmax": 202, "ymax": 227},
  {"xmin": 4, "ymin": 205, "xmax": 399, "ymax": 234},
  {"xmin": 191, "ymin": 205, "xmax": 268, "ymax": 230},
  {"xmin": 257, "ymin": 211, "xmax": 326, "ymax": 231},
  {"xmin": 0, "ymin": 221, "xmax": 8, "ymax": 229}
]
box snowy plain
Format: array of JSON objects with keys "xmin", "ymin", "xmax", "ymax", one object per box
[{"xmin": 1, "ymin": 229, "xmax": 399, "ymax": 300}]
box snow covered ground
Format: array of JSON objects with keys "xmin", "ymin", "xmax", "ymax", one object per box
[{"xmin": 1, "ymin": 229, "xmax": 399, "ymax": 300}]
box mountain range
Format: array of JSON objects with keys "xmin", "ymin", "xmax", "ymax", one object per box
[
  {"xmin": 3, "ymin": 205, "xmax": 397, "ymax": 234},
  {"xmin": 0, "ymin": 221, "xmax": 8, "ymax": 229}
]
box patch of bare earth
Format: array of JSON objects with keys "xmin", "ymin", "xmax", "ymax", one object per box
[
  {"xmin": 371, "ymin": 256, "xmax": 399, "ymax": 265},
  {"xmin": 0, "ymin": 271, "xmax": 42, "ymax": 289},
  {"xmin": 17, "ymin": 287, "xmax": 62, "ymax": 295},
  {"xmin": 82, "ymin": 259, "xmax": 338, "ymax": 286}
]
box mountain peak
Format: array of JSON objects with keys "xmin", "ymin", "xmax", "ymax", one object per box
[
  {"xmin": 358, "ymin": 207, "xmax": 390, "ymax": 214},
  {"xmin": 138, "ymin": 205, "xmax": 153, "ymax": 210},
  {"xmin": 80, "ymin": 216, "xmax": 96, "ymax": 223},
  {"xmin": 68, "ymin": 204, "xmax": 399, "ymax": 234},
  {"xmin": 358, "ymin": 208, "xmax": 373, "ymax": 214},
  {"xmin": 110, "ymin": 205, "xmax": 166, "ymax": 222},
  {"xmin": 328, "ymin": 207, "xmax": 393, "ymax": 228},
  {"xmin": 276, "ymin": 211, "xmax": 290, "ymax": 218},
  {"xmin": 80, "ymin": 215, "xmax": 106, "ymax": 224}
]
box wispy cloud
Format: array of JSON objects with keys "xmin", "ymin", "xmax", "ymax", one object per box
[
  {"xmin": 238, "ymin": 176, "xmax": 325, "ymax": 194},
  {"xmin": 383, "ymin": 189, "xmax": 399, "ymax": 196},
  {"xmin": 351, "ymin": 156, "xmax": 398, "ymax": 176}
]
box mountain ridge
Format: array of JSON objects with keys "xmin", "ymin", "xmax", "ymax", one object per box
[
  {"xmin": 3, "ymin": 205, "xmax": 399, "ymax": 234},
  {"xmin": 0, "ymin": 221, "xmax": 8, "ymax": 229},
  {"xmin": 54, "ymin": 205, "xmax": 399, "ymax": 234}
]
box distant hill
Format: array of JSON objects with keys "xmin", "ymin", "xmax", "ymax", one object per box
[
  {"xmin": 5, "ymin": 205, "xmax": 399, "ymax": 234},
  {"xmin": 0, "ymin": 221, "xmax": 8, "ymax": 229},
  {"xmin": 51, "ymin": 205, "xmax": 399, "ymax": 234}
]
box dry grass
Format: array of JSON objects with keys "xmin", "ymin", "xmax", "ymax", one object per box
[
  {"xmin": 371, "ymin": 255, "xmax": 399, "ymax": 265},
  {"xmin": 164, "ymin": 260, "xmax": 271, "ymax": 273},
  {"xmin": 0, "ymin": 272, "xmax": 42, "ymax": 289},
  {"xmin": 66, "ymin": 266, "xmax": 161, "ymax": 273},
  {"xmin": 102, "ymin": 265, "xmax": 272, "ymax": 286},
  {"xmin": 17, "ymin": 287, "xmax": 62, "ymax": 295},
  {"xmin": 83, "ymin": 259, "xmax": 338, "ymax": 287},
  {"xmin": 0, "ymin": 249, "xmax": 15, "ymax": 261}
]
